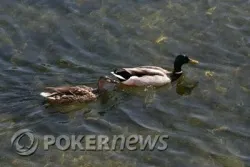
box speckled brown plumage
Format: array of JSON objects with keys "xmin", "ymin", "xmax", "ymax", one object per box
[
  {"xmin": 43, "ymin": 85, "xmax": 98, "ymax": 104},
  {"xmin": 40, "ymin": 76, "xmax": 119, "ymax": 104}
]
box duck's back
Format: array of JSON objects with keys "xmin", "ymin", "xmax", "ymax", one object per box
[{"xmin": 40, "ymin": 85, "xmax": 98, "ymax": 104}]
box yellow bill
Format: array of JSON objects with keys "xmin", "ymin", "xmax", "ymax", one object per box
[{"xmin": 189, "ymin": 58, "xmax": 199, "ymax": 64}]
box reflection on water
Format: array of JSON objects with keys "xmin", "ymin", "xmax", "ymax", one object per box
[
  {"xmin": 175, "ymin": 75, "xmax": 199, "ymax": 96},
  {"xmin": 0, "ymin": 0, "xmax": 250, "ymax": 167}
]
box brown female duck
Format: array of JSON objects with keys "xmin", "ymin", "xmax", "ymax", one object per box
[{"xmin": 40, "ymin": 76, "xmax": 118, "ymax": 104}]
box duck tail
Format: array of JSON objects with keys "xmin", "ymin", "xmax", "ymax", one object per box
[
  {"xmin": 40, "ymin": 92, "xmax": 56, "ymax": 100},
  {"xmin": 40, "ymin": 92, "xmax": 52, "ymax": 98},
  {"xmin": 111, "ymin": 71, "xmax": 126, "ymax": 81}
]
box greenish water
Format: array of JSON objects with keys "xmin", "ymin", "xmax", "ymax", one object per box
[{"xmin": 0, "ymin": 0, "xmax": 250, "ymax": 166}]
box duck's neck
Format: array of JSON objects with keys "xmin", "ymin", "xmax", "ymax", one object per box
[
  {"xmin": 171, "ymin": 65, "xmax": 183, "ymax": 82},
  {"xmin": 92, "ymin": 88, "xmax": 100, "ymax": 94},
  {"xmin": 93, "ymin": 79, "xmax": 105, "ymax": 94},
  {"xmin": 92, "ymin": 87, "xmax": 105, "ymax": 95},
  {"xmin": 173, "ymin": 64, "xmax": 183, "ymax": 74}
]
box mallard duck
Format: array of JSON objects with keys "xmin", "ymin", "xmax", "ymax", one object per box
[
  {"xmin": 40, "ymin": 76, "xmax": 118, "ymax": 104},
  {"xmin": 110, "ymin": 54, "xmax": 199, "ymax": 86}
]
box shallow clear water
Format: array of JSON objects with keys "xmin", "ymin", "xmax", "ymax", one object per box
[{"xmin": 0, "ymin": 0, "xmax": 250, "ymax": 167}]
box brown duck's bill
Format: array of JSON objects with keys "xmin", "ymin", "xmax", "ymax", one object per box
[{"xmin": 189, "ymin": 58, "xmax": 199, "ymax": 64}]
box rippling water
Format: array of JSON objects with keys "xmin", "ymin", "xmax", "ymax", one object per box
[{"xmin": 1, "ymin": 0, "xmax": 250, "ymax": 166}]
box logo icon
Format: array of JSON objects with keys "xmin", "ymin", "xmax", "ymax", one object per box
[{"xmin": 11, "ymin": 129, "xmax": 38, "ymax": 156}]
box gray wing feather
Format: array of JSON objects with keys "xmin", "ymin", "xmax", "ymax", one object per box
[{"xmin": 123, "ymin": 66, "xmax": 170, "ymax": 76}]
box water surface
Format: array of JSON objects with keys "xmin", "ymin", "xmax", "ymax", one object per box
[{"xmin": 0, "ymin": 0, "xmax": 250, "ymax": 166}]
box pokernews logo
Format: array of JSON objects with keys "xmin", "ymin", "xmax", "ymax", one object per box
[
  {"xmin": 11, "ymin": 129, "xmax": 38, "ymax": 156},
  {"xmin": 11, "ymin": 129, "xmax": 169, "ymax": 156}
]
